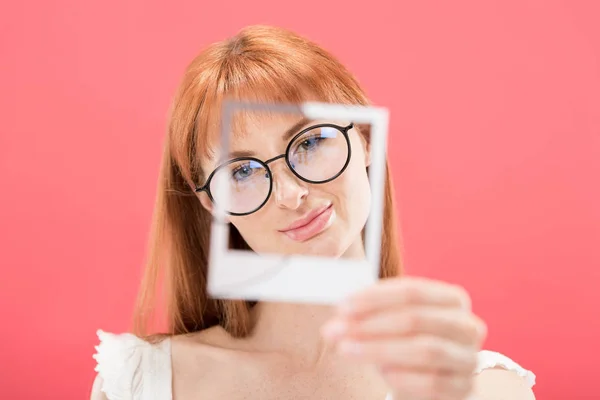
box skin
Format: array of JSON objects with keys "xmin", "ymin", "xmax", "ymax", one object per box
[
  {"xmin": 205, "ymin": 116, "xmax": 372, "ymax": 259},
  {"xmin": 91, "ymin": 116, "xmax": 536, "ymax": 400}
]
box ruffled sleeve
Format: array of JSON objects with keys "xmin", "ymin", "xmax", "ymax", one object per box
[
  {"xmin": 93, "ymin": 329, "xmax": 172, "ymax": 400},
  {"xmin": 93, "ymin": 330, "xmax": 146, "ymax": 399},
  {"xmin": 384, "ymin": 350, "xmax": 535, "ymax": 400},
  {"xmin": 475, "ymin": 350, "xmax": 536, "ymax": 388}
]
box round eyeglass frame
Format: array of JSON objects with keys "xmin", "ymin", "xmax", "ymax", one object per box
[{"xmin": 195, "ymin": 122, "xmax": 354, "ymax": 216}]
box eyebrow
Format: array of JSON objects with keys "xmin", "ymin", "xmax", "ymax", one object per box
[
  {"xmin": 226, "ymin": 117, "xmax": 312, "ymax": 159},
  {"xmin": 282, "ymin": 117, "xmax": 311, "ymax": 141}
]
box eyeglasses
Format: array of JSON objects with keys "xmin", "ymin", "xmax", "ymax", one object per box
[{"xmin": 195, "ymin": 122, "xmax": 354, "ymax": 216}]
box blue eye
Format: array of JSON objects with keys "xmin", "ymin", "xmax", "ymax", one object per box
[
  {"xmin": 297, "ymin": 135, "xmax": 324, "ymax": 151},
  {"xmin": 232, "ymin": 165, "xmax": 252, "ymax": 180},
  {"xmin": 231, "ymin": 160, "xmax": 263, "ymax": 182}
]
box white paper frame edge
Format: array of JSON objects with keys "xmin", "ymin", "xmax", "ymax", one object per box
[{"xmin": 206, "ymin": 100, "xmax": 389, "ymax": 304}]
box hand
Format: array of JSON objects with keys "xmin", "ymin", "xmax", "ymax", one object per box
[{"xmin": 321, "ymin": 277, "xmax": 487, "ymax": 400}]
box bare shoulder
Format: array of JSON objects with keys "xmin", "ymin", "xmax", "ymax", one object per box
[
  {"xmin": 472, "ymin": 350, "xmax": 536, "ymax": 400},
  {"xmin": 474, "ymin": 368, "xmax": 536, "ymax": 400},
  {"xmin": 171, "ymin": 326, "xmax": 272, "ymax": 398},
  {"xmin": 171, "ymin": 325, "xmax": 247, "ymax": 370},
  {"xmin": 90, "ymin": 373, "xmax": 108, "ymax": 400}
]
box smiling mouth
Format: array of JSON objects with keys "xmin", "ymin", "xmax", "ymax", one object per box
[{"xmin": 279, "ymin": 204, "xmax": 335, "ymax": 242}]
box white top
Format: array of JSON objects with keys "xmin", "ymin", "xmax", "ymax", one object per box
[{"xmin": 93, "ymin": 329, "xmax": 536, "ymax": 400}]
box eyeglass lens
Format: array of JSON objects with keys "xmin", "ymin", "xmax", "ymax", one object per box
[{"xmin": 209, "ymin": 125, "xmax": 350, "ymax": 215}]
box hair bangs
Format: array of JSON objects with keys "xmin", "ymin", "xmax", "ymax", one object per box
[{"xmin": 191, "ymin": 55, "xmax": 363, "ymax": 182}]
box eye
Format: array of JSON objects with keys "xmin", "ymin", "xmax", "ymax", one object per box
[
  {"xmin": 297, "ymin": 134, "xmax": 324, "ymax": 151},
  {"xmin": 231, "ymin": 163, "xmax": 255, "ymax": 181}
]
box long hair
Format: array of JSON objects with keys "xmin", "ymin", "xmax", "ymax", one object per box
[{"xmin": 133, "ymin": 25, "xmax": 403, "ymax": 339}]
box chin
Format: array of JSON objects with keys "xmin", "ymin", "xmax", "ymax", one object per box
[
  {"xmin": 277, "ymin": 242, "xmax": 345, "ymax": 258},
  {"xmin": 294, "ymin": 230, "xmax": 357, "ymax": 259},
  {"xmin": 304, "ymin": 243, "xmax": 346, "ymax": 259}
]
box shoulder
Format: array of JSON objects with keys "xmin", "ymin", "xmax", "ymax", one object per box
[
  {"xmin": 170, "ymin": 327, "xmax": 274, "ymax": 398},
  {"xmin": 91, "ymin": 329, "xmax": 172, "ymax": 400},
  {"xmin": 476, "ymin": 350, "xmax": 536, "ymax": 387},
  {"xmin": 170, "ymin": 325, "xmax": 258, "ymax": 375},
  {"xmin": 474, "ymin": 350, "xmax": 536, "ymax": 399}
]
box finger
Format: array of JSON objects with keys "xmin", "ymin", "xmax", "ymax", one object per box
[
  {"xmin": 339, "ymin": 277, "xmax": 471, "ymax": 317},
  {"xmin": 325, "ymin": 307, "xmax": 487, "ymax": 346},
  {"xmin": 380, "ymin": 367, "xmax": 474, "ymax": 400},
  {"xmin": 336, "ymin": 335, "xmax": 478, "ymax": 374}
]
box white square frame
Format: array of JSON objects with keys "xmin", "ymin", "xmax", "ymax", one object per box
[{"xmin": 206, "ymin": 100, "xmax": 389, "ymax": 304}]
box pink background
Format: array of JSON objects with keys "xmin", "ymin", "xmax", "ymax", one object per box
[{"xmin": 1, "ymin": 0, "xmax": 599, "ymax": 398}]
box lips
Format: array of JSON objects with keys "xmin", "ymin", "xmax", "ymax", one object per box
[{"xmin": 279, "ymin": 204, "xmax": 335, "ymax": 242}]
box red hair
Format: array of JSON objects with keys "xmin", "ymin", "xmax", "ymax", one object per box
[{"xmin": 133, "ymin": 25, "xmax": 403, "ymax": 338}]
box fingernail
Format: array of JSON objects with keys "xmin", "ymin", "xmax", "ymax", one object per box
[
  {"xmin": 321, "ymin": 320, "xmax": 347, "ymax": 339},
  {"xmin": 338, "ymin": 340, "xmax": 361, "ymax": 355}
]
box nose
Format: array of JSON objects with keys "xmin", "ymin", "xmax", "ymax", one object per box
[{"xmin": 271, "ymin": 162, "xmax": 308, "ymax": 210}]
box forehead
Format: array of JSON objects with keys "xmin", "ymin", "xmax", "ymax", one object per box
[
  {"xmin": 232, "ymin": 110, "xmax": 304, "ymax": 139},
  {"xmin": 201, "ymin": 111, "xmax": 306, "ymax": 170}
]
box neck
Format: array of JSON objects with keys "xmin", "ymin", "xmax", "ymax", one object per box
[
  {"xmin": 245, "ymin": 237, "xmax": 366, "ymax": 365},
  {"xmin": 248, "ymin": 301, "xmax": 336, "ymax": 365}
]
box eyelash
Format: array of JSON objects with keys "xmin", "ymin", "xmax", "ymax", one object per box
[{"xmin": 231, "ymin": 163, "xmax": 252, "ymax": 177}]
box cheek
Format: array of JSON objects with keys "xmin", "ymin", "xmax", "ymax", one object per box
[
  {"xmin": 345, "ymin": 141, "xmax": 372, "ymax": 190},
  {"xmin": 349, "ymin": 171, "xmax": 372, "ymax": 216},
  {"xmin": 333, "ymin": 158, "xmax": 372, "ymax": 217},
  {"xmin": 229, "ymin": 217, "xmax": 259, "ymax": 239},
  {"xmin": 228, "ymin": 211, "xmax": 278, "ymax": 250}
]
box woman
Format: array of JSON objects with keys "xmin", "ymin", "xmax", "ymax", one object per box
[{"xmin": 91, "ymin": 25, "xmax": 536, "ymax": 400}]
